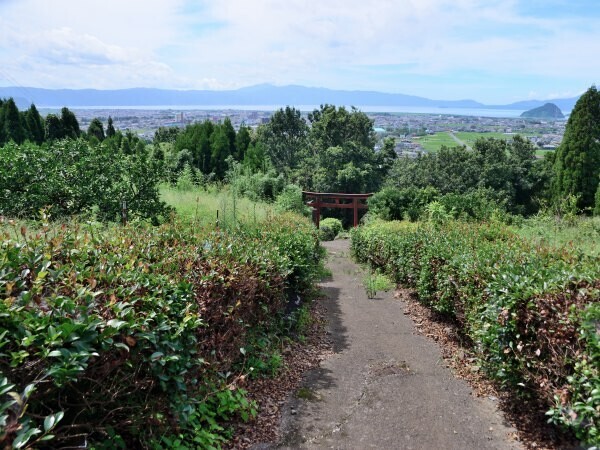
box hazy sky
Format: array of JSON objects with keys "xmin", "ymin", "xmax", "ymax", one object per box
[{"xmin": 0, "ymin": 0, "xmax": 598, "ymax": 103}]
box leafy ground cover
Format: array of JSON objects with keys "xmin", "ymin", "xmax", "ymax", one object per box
[
  {"xmin": 0, "ymin": 212, "xmax": 323, "ymax": 448},
  {"xmin": 351, "ymin": 220, "xmax": 600, "ymax": 446}
]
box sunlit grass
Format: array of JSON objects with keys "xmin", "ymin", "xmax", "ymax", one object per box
[
  {"xmin": 415, "ymin": 131, "xmax": 539, "ymax": 153},
  {"xmin": 413, "ymin": 132, "xmax": 457, "ymax": 152},
  {"xmin": 160, "ymin": 184, "xmax": 273, "ymax": 227},
  {"xmin": 514, "ymin": 216, "xmax": 600, "ymax": 257}
]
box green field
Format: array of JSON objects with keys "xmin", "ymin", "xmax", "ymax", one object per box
[
  {"xmin": 413, "ymin": 132, "xmax": 457, "ymax": 152},
  {"xmin": 415, "ymin": 131, "xmax": 537, "ymax": 153}
]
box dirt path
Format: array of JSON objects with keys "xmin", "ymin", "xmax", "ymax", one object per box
[
  {"xmin": 259, "ymin": 240, "xmax": 520, "ymax": 449},
  {"xmin": 448, "ymin": 131, "xmax": 473, "ymax": 150}
]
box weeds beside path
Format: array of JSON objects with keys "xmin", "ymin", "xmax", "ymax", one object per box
[{"xmin": 264, "ymin": 240, "xmax": 521, "ymax": 450}]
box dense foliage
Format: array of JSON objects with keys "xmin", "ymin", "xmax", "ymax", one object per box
[
  {"xmin": 553, "ymin": 86, "xmax": 600, "ymax": 211},
  {"xmin": 384, "ymin": 135, "xmax": 542, "ymax": 215},
  {"xmin": 367, "ymin": 187, "xmax": 508, "ymax": 223},
  {"xmin": 318, "ymin": 217, "xmax": 343, "ymax": 241},
  {"xmin": 0, "ymin": 139, "xmax": 170, "ymax": 222},
  {"xmin": 154, "ymin": 118, "xmax": 251, "ymax": 183},
  {"xmin": 0, "ymin": 99, "xmax": 84, "ymax": 146},
  {"xmin": 0, "ymin": 214, "xmax": 323, "ymax": 448},
  {"xmin": 351, "ymin": 220, "xmax": 600, "ymax": 445}
]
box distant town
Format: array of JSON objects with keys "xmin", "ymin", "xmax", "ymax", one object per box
[{"xmin": 56, "ymin": 107, "xmax": 565, "ymax": 158}]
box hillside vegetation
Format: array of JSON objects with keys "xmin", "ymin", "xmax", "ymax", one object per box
[{"xmin": 0, "ymin": 213, "xmax": 323, "ymax": 448}]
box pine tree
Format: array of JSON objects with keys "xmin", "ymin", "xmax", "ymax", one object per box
[
  {"xmin": 235, "ymin": 124, "xmax": 251, "ymax": 161},
  {"xmin": 0, "ymin": 99, "xmax": 6, "ymax": 146},
  {"xmin": 25, "ymin": 104, "xmax": 45, "ymax": 145},
  {"xmin": 553, "ymin": 85, "xmax": 600, "ymax": 210},
  {"xmin": 106, "ymin": 116, "xmax": 116, "ymax": 138},
  {"xmin": 222, "ymin": 117, "xmax": 237, "ymax": 157},
  {"xmin": 87, "ymin": 118, "xmax": 105, "ymax": 141},
  {"xmin": 45, "ymin": 114, "xmax": 63, "ymax": 141},
  {"xmin": 3, "ymin": 98, "xmax": 25, "ymax": 144},
  {"xmin": 60, "ymin": 107, "xmax": 81, "ymax": 138}
]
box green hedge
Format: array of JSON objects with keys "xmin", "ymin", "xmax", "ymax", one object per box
[
  {"xmin": 0, "ymin": 214, "xmax": 322, "ymax": 448},
  {"xmin": 351, "ymin": 220, "xmax": 600, "ymax": 445}
]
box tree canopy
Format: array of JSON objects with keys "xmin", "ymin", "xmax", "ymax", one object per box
[{"xmin": 552, "ymin": 85, "xmax": 600, "ymax": 211}]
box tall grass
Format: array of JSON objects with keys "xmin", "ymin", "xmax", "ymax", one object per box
[
  {"xmin": 515, "ymin": 215, "xmax": 600, "ymax": 257},
  {"xmin": 160, "ymin": 184, "xmax": 273, "ymax": 228}
]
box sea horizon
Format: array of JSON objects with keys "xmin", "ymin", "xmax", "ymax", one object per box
[{"xmin": 36, "ymin": 104, "xmax": 538, "ymax": 118}]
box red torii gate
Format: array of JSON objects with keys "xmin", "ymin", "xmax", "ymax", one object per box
[{"xmin": 302, "ymin": 191, "xmax": 373, "ymax": 228}]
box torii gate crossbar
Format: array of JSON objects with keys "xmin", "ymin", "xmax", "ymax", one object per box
[{"xmin": 302, "ymin": 191, "xmax": 373, "ymax": 228}]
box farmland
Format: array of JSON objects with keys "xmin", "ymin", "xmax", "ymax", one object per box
[{"xmin": 415, "ymin": 131, "xmax": 538, "ymax": 152}]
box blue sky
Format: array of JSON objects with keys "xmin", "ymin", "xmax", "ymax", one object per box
[{"xmin": 0, "ymin": 0, "xmax": 598, "ymax": 104}]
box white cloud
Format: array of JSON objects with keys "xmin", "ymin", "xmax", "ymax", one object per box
[{"xmin": 0, "ymin": 0, "xmax": 599, "ymax": 101}]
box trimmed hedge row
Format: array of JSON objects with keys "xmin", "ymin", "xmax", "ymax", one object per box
[
  {"xmin": 351, "ymin": 220, "xmax": 600, "ymax": 445},
  {"xmin": 0, "ymin": 213, "xmax": 323, "ymax": 448}
]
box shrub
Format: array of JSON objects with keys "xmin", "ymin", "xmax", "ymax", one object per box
[
  {"xmin": 175, "ymin": 163, "xmax": 197, "ymax": 191},
  {"xmin": 319, "ymin": 225, "xmax": 336, "ymax": 241},
  {"xmin": 351, "ymin": 220, "xmax": 600, "ymax": 445},
  {"xmin": 319, "ymin": 217, "xmax": 343, "ymax": 241},
  {"xmin": 0, "ymin": 139, "xmax": 171, "ymax": 223},
  {"xmin": 437, "ymin": 189, "xmax": 506, "ymax": 221},
  {"xmin": 275, "ymin": 184, "xmax": 310, "ymax": 216},
  {"xmin": 368, "ymin": 187, "xmax": 439, "ymax": 221}
]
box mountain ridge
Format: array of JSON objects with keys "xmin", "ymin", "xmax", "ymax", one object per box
[{"xmin": 0, "ymin": 84, "xmax": 579, "ymax": 112}]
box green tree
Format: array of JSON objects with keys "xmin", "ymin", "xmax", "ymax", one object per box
[
  {"xmin": 154, "ymin": 126, "xmax": 180, "ymax": 144},
  {"xmin": 0, "ymin": 99, "xmax": 5, "ymax": 145},
  {"xmin": 106, "ymin": 116, "xmax": 116, "ymax": 138},
  {"xmin": 308, "ymin": 104, "xmax": 375, "ymax": 154},
  {"xmin": 553, "ymin": 85, "xmax": 600, "ymax": 211},
  {"xmin": 24, "ymin": 104, "xmax": 44, "ymax": 145},
  {"xmin": 243, "ymin": 141, "xmax": 267, "ymax": 173},
  {"xmin": 3, "ymin": 97, "xmax": 25, "ymax": 144},
  {"xmin": 291, "ymin": 105, "xmax": 379, "ymax": 193},
  {"xmin": 210, "ymin": 125, "xmax": 231, "ymax": 178},
  {"xmin": 60, "ymin": 107, "xmax": 81, "ymax": 138},
  {"xmin": 87, "ymin": 118, "xmax": 105, "ymax": 141},
  {"xmin": 259, "ymin": 106, "xmax": 308, "ymax": 173},
  {"xmin": 45, "ymin": 114, "xmax": 63, "ymax": 141},
  {"xmin": 235, "ymin": 123, "xmax": 251, "ymax": 160},
  {"xmin": 172, "ymin": 121, "xmax": 214, "ymax": 173},
  {"xmin": 222, "ymin": 117, "xmax": 237, "ymax": 157},
  {"xmin": 377, "ymin": 136, "xmax": 398, "ymax": 176},
  {"xmin": 385, "ymin": 137, "xmax": 539, "ymax": 214}
]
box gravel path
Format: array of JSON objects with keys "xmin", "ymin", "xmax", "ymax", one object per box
[{"xmin": 263, "ymin": 239, "xmax": 521, "ymax": 449}]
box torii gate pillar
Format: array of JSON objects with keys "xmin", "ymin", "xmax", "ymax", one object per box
[{"xmin": 302, "ymin": 191, "xmax": 373, "ymax": 228}]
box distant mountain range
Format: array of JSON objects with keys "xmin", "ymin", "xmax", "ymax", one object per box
[{"xmin": 0, "ymin": 84, "xmax": 580, "ymax": 112}]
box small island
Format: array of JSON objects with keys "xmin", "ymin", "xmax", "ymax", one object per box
[{"xmin": 520, "ymin": 102, "xmax": 565, "ymax": 119}]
